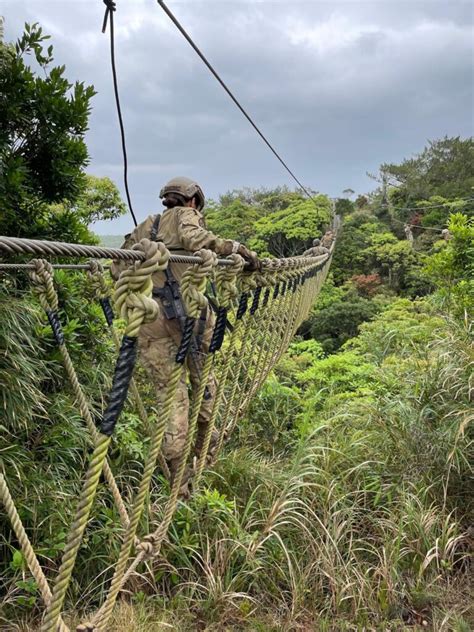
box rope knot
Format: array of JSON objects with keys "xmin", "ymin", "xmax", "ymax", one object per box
[
  {"xmin": 136, "ymin": 533, "xmax": 157, "ymax": 559},
  {"xmin": 102, "ymin": 0, "xmax": 116, "ymax": 34},
  {"xmin": 113, "ymin": 239, "xmax": 169, "ymax": 337},
  {"xmin": 180, "ymin": 249, "xmax": 217, "ymax": 318},
  {"xmin": 87, "ymin": 260, "xmax": 109, "ymax": 299},
  {"xmin": 215, "ymin": 253, "xmax": 244, "ymax": 308},
  {"xmin": 28, "ymin": 259, "xmax": 57, "ymax": 312}
]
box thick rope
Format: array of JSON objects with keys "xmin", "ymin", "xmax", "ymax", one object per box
[
  {"xmin": 0, "ymin": 474, "xmax": 70, "ymax": 632},
  {"xmin": 28, "ymin": 259, "xmax": 131, "ymax": 531},
  {"xmin": 212, "ymin": 273, "xmax": 260, "ymax": 451},
  {"xmin": 91, "ymin": 249, "xmax": 217, "ymax": 632},
  {"xmin": 192, "ymin": 253, "xmax": 245, "ymax": 485},
  {"xmin": 41, "ymin": 240, "xmax": 164, "ymax": 632},
  {"xmin": 0, "ymin": 234, "xmax": 327, "ymax": 269},
  {"xmin": 87, "ymin": 261, "xmax": 170, "ymax": 481}
]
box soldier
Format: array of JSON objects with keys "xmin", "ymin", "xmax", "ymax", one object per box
[
  {"xmin": 302, "ymin": 238, "xmax": 329, "ymax": 257},
  {"xmin": 441, "ymin": 228, "xmax": 452, "ymax": 241},
  {"xmin": 320, "ymin": 230, "xmax": 334, "ymax": 249},
  {"xmin": 112, "ymin": 177, "xmax": 260, "ymax": 494}
]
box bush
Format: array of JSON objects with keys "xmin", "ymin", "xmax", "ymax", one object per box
[{"xmin": 308, "ymin": 291, "xmax": 381, "ymax": 353}]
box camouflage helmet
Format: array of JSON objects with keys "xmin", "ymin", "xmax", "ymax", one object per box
[
  {"xmin": 159, "ymin": 176, "xmax": 205, "ymax": 211},
  {"xmin": 312, "ymin": 238, "xmax": 321, "ymax": 247}
]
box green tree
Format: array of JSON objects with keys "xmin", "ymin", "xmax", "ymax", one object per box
[
  {"xmin": 382, "ymin": 136, "xmax": 474, "ymax": 213},
  {"xmin": 249, "ymin": 196, "xmax": 331, "ymax": 257},
  {"xmin": 43, "ymin": 175, "xmax": 127, "ymax": 244},
  {"xmin": 205, "ymin": 198, "xmax": 260, "ymax": 243},
  {"xmin": 206, "ymin": 187, "xmax": 330, "ymax": 257},
  {"xmin": 424, "ymin": 213, "xmax": 474, "ymax": 318},
  {"xmin": 331, "ymin": 211, "xmax": 385, "ymax": 283},
  {"xmin": 335, "ymin": 197, "xmax": 354, "ymax": 216},
  {"xmin": 308, "ymin": 290, "xmax": 380, "ymax": 353},
  {"xmin": 0, "ymin": 23, "xmax": 97, "ymax": 239},
  {"xmin": 365, "ymin": 232, "xmax": 421, "ymax": 292}
]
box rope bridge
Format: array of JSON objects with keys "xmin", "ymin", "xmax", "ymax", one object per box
[{"xmin": 0, "ymin": 227, "xmax": 337, "ymax": 631}]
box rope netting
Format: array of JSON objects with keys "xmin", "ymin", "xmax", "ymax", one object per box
[{"xmin": 0, "ymin": 225, "xmax": 337, "ymax": 631}]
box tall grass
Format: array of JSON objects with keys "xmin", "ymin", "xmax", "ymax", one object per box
[
  {"xmin": 128, "ymin": 304, "xmax": 472, "ymax": 630},
  {"xmin": 1, "ymin": 284, "xmax": 472, "ymax": 630}
]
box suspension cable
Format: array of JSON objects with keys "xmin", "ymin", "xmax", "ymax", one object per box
[
  {"xmin": 102, "ymin": 0, "xmax": 138, "ymax": 227},
  {"xmin": 390, "ymin": 216, "xmax": 445, "ymax": 232},
  {"xmin": 385, "ymin": 197, "xmax": 474, "ymax": 213},
  {"xmin": 157, "ymin": 0, "xmax": 317, "ymax": 204}
]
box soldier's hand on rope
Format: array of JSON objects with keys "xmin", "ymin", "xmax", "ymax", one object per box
[{"xmin": 238, "ymin": 245, "xmax": 262, "ymax": 272}]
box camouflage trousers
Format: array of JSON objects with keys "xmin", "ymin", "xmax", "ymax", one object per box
[{"xmin": 138, "ymin": 303, "xmax": 216, "ymax": 462}]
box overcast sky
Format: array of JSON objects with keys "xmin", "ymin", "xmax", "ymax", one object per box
[{"xmin": 2, "ymin": 1, "xmax": 473, "ymax": 234}]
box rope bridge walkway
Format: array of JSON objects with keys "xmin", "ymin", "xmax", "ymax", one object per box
[{"xmin": 0, "ymin": 225, "xmax": 338, "ymax": 631}]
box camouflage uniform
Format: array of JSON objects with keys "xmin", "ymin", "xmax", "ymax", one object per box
[
  {"xmin": 302, "ymin": 237, "xmax": 329, "ymax": 257},
  {"xmin": 321, "ymin": 230, "xmax": 334, "ymax": 249},
  {"xmin": 111, "ymin": 207, "xmax": 238, "ymax": 467},
  {"xmin": 302, "ymin": 245, "xmax": 329, "ymax": 257}
]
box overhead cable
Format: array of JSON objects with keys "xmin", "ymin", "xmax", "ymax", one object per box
[
  {"xmin": 390, "ymin": 216, "xmax": 445, "ymax": 232},
  {"xmin": 388, "ymin": 197, "xmax": 474, "ymax": 213},
  {"xmin": 102, "ymin": 0, "xmax": 138, "ymax": 227},
  {"xmin": 157, "ymin": 0, "xmax": 317, "ymax": 204}
]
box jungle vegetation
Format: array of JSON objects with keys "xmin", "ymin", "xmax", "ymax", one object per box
[{"xmin": 0, "ymin": 23, "xmax": 473, "ymax": 632}]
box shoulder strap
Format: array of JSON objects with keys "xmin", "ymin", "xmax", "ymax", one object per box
[{"xmin": 149, "ymin": 214, "xmax": 161, "ymax": 241}]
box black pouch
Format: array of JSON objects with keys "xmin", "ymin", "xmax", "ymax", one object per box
[{"xmin": 152, "ymin": 285, "xmax": 177, "ymax": 320}]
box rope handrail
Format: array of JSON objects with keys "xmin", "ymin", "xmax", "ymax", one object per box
[
  {"xmin": 0, "ymin": 263, "xmax": 111, "ymax": 270},
  {"xmin": 0, "ymin": 235, "xmax": 328, "ymax": 270}
]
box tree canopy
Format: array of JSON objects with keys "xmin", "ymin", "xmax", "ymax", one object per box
[
  {"xmin": 206, "ymin": 187, "xmax": 332, "ymax": 258},
  {"xmin": 383, "ymin": 136, "xmax": 474, "ymax": 204},
  {"xmin": 0, "ymin": 23, "xmax": 125, "ymax": 242}
]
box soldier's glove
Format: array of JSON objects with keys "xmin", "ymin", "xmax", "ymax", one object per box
[{"xmin": 238, "ymin": 245, "xmax": 262, "ymax": 272}]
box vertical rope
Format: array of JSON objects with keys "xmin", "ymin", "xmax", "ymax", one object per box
[
  {"xmin": 28, "ymin": 259, "xmax": 131, "ymax": 531},
  {"xmin": 41, "ymin": 240, "xmax": 166, "ymax": 632},
  {"xmin": 87, "ymin": 261, "xmax": 170, "ymax": 480},
  {"xmin": 227, "ymin": 272, "xmax": 295, "ymax": 435},
  {"xmin": 193, "ymin": 254, "xmax": 245, "ymax": 485},
  {"xmin": 0, "ymin": 474, "xmax": 70, "ymax": 632},
  {"xmin": 92, "ymin": 249, "xmax": 217, "ymax": 632}
]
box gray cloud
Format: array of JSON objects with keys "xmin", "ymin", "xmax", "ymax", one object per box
[{"xmin": 2, "ymin": 0, "xmax": 473, "ymax": 234}]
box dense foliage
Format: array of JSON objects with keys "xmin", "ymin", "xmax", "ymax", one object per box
[
  {"xmin": 0, "ymin": 24, "xmax": 125, "ymax": 242},
  {"xmin": 206, "ymin": 187, "xmax": 332, "ymax": 258}
]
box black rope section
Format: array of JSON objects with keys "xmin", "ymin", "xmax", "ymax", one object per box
[
  {"xmin": 99, "ymin": 297, "xmax": 115, "ymax": 327},
  {"xmin": 46, "ymin": 310, "xmax": 65, "ymax": 346},
  {"xmin": 209, "ymin": 306, "xmax": 227, "ymax": 353},
  {"xmin": 236, "ymin": 292, "xmax": 249, "ymax": 320},
  {"xmin": 250, "ymin": 286, "xmax": 262, "ymax": 315},
  {"xmin": 262, "ymin": 287, "xmax": 271, "ymax": 308},
  {"xmin": 102, "ymin": 0, "xmax": 138, "ymax": 227},
  {"xmin": 157, "ymin": 0, "xmax": 317, "ymax": 204},
  {"xmin": 100, "ymin": 335, "xmax": 138, "ymax": 436},
  {"xmin": 175, "ymin": 316, "xmax": 196, "ymax": 364}
]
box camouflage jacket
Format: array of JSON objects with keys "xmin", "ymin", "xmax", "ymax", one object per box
[
  {"xmin": 302, "ymin": 245, "xmax": 329, "ymax": 257},
  {"xmin": 111, "ymin": 206, "xmax": 237, "ymax": 286}
]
